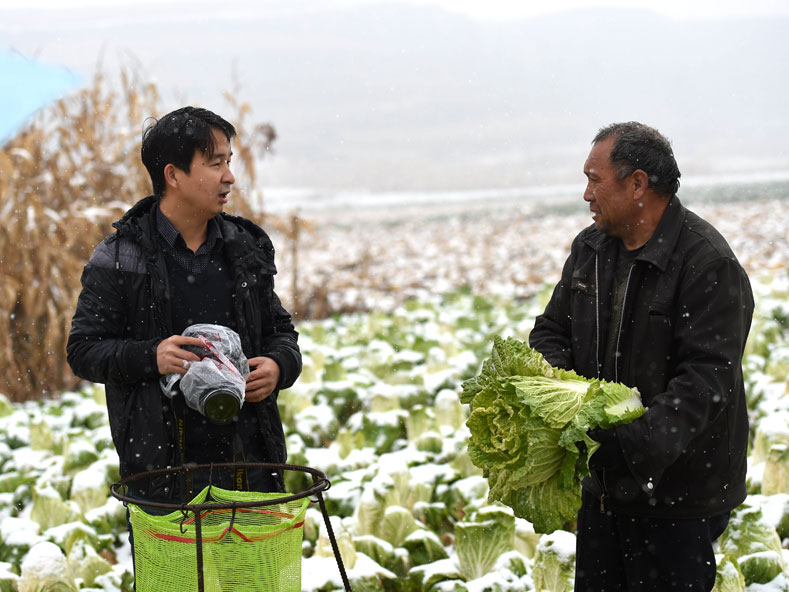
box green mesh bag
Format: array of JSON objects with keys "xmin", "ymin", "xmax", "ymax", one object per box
[{"xmin": 129, "ymin": 486, "xmax": 309, "ymax": 592}]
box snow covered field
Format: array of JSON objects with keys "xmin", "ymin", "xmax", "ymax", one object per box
[
  {"xmin": 0, "ymin": 192, "xmax": 787, "ymax": 590},
  {"xmin": 268, "ymin": 190, "xmax": 789, "ymax": 319}
]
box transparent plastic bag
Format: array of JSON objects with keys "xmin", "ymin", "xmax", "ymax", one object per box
[{"xmin": 160, "ymin": 324, "xmax": 250, "ymax": 424}]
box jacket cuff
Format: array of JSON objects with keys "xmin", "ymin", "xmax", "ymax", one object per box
[
  {"xmin": 617, "ymin": 420, "xmax": 666, "ymax": 495},
  {"xmin": 261, "ymin": 350, "xmax": 298, "ymax": 391},
  {"xmin": 588, "ymin": 428, "xmax": 627, "ymax": 470},
  {"xmin": 122, "ymin": 338, "xmax": 162, "ymax": 381}
]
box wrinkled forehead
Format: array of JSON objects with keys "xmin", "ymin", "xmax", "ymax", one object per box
[{"xmin": 584, "ymin": 137, "xmax": 615, "ymax": 175}]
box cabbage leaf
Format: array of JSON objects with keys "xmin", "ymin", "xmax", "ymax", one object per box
[
  {"xmin": 718, "ymin": 502, "xmax": 786, "ymax": 585},
  {"xmin": 461, "ymin": 336, "xmax": 645, "ymax": 533}
]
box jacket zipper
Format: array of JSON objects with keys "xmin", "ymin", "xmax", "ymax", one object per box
[
  {"xmin": 593, "ymin": 256, "xmax": 605, "ymax": 512},
  {"xmin": 592, "ymin": 254, "xmax": 634, "ymax": 511},
  {"xmin": 594, "ymin": 255, "xmax": 601, "ymax": 378},
  {"xmin": 593, "ymin": 468, "xmax": 608, "ymax": 513},
  {"xmin": 614, "ymin": 264, "xmax": 635, "ymax": 384},
  {"xmin": 595, "ymin": 253, "xmax": 636, "ymax": 383}
]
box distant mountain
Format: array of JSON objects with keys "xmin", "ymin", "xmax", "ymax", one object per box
[{"xmin": 3, "ymin": 2, "xmax": 788, "ymax": 190}]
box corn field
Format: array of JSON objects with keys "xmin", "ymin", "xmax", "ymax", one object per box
[{"xmin": 0, "ymin": 68, "xmax": 279, "ymax": 402}]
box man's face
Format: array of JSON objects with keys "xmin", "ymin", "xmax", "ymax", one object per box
[
  {"xmin": 582, "ymin": 137, "xmax": 634, "ymax": 239},
  {"xmin": 177, "ymin": 128, "xmax": 235, "ymax": 219}
]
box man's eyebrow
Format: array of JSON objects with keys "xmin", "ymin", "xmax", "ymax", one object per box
[{"xmin": 209, "ymin": 150, "xmax": 233, "ymax": 160}]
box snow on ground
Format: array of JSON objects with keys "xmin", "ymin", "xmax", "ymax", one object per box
[
  {"xmin": 269, "ymin": 195, "xmax": 789, "ymax": 317},
  {"xmin": 0, "ymin": 191, "xmax": 787, "ymax": 591}
]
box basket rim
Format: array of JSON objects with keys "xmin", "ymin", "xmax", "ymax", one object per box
[{"xmin": 111, "ymin": 461, "xmax": 330, "ymax": 512}]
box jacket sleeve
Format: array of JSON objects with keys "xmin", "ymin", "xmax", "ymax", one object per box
[
  {"xmin": 616, "ymin": 256, "xmax": 754, "ymax": 493},
  {"xmin": 66, "ymin": 239, "xmax": 162, "ymax": 385},
  {"xmin": 259, "ymin": 286, "xmax": 302, "ymax": 391},
  {"xmin": 528, "ymin": 237, "xmax": 580, "ymax": 370}
]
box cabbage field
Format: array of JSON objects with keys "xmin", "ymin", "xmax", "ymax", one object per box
[{"xmin": 1, "ymin": 274, "xmax": 788, "ymax": 590}]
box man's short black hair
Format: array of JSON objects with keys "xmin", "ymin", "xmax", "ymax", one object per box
[
  {"xmin": 141, "ymin": 107, "xmax": 236, "ymax": 197},
  {"xmin": 594, "ymin": 122, "xmax": 681, "ymax": 198}
]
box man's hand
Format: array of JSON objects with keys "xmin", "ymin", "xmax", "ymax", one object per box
[
  {"xmin": 156, "ymin": 335, "xmax": 204, "ymax": 375},
  {"xmin": 587, "ymin": 428, "xmax": 625, "ymax": 470},
  {"xmin": 246, "ymin": 357, "xmax": 281, "ymax": 402}
]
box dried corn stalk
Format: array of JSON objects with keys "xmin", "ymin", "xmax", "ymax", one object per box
[{"xmin": 0, "ymin": 65, "xmax": 278, "ymax": 401}]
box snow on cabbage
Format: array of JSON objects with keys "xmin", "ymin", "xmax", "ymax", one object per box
[{"xmin": 0, "ymin": 273, "xmax": 787, "ymax": 590}]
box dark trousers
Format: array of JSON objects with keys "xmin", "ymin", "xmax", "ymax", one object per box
[{"xmin": 575, "ymin": 489, "xmax": 730, "ymax": 592}]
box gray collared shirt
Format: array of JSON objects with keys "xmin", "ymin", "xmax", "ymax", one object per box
[{"xmin": 156, "ymin": 205, "xmax": 223, "ymax": 274}]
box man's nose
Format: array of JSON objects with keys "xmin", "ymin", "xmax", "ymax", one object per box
[
  {"xmin": 224, "ymin": 168, "xmax": 235, "ymax": 185},
  {"xmin": 583, "ymin": 183, "xmax": 593, "ymax": 201}
]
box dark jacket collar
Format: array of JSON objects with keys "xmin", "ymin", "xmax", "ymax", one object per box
[
  {"xmin": 637, "ymin": 195, "xmax": 685, "ymax": 272},
  {"xmin": 582, "ymin": 195, "xmax": 686, "ymax": 273},
  {"xmin": 155, "ymin": 203, "xmax": 223, "ymax": 253},
  {"xmin": 112, "ymin": 195, "xmax": 277, "ymax": 274}
]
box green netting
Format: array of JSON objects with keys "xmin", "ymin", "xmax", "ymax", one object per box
[{"xmin": 129, "ymin": 486, "xmax": 309, "ymax": 592}]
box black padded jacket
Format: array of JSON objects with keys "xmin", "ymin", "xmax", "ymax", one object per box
[{"xmin": 67, "ymin": 196, "xmax": 301, "ymax": 497}]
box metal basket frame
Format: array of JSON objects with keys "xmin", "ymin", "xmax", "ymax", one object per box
[{"xmin": 111, "ymin": 462, "xmax": 352, "ymax": 592}]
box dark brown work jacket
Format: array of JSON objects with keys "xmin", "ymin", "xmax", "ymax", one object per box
[{"xmin": 530, "ymin": 196, "xmax": 754, "ymax": 518}]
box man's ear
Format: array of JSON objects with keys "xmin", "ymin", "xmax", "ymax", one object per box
[
  {"xmin": 631, "ymin": 169, "xmax": 649, "ymax": 200},
  {"xmin": 164, "ymin": 164, "xmax": 179, "ymax": 191}
]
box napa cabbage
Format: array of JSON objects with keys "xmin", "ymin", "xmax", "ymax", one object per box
[
  {"xmin": 711, "ymin": 555, "xmax": 745, "ymax": 592},
  {"xmin": 18, "ymin": 541, "xmax": 78, "ymax": 592},
  {"xmin": 461, "ymin": 336, "xmax": 645, "ymax": 533},
  {"xmin": 531, "ymin": 530, "xmax": 576, "ymax": 592},
  {"xmin": 0, "ymin": 562, "xmax": 19, "ymax": 592},
  {"xmin": 718, "ymin": 502, "xmax": 786, "ymax": 585},
  {"xmin": 454, "ymin": 506, "xmax": 516, "ymax": 580}
]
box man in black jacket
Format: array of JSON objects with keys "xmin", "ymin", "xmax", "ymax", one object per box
[
  {"xmin": 67, "ymin": 107, "xmax": 301, "ymax": 500},
  {"xmin": 529, "ymin": 122, "xmax": 753, "ymax": 591}
]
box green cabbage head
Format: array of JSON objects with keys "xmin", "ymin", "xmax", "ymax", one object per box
[{"xmin": 461, "ymin": 336, "xmax": 645, "ymax": 533}]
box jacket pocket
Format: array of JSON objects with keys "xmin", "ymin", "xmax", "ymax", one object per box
[
  {"xmin": 647, "ymin": 305, "xmax": 673, "ymax": 352},
  {"xmin": 637, "ymin": 303, "xmax": 674, "ymax": 397}
]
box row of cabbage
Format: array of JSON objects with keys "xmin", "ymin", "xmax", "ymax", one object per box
[
  {"xmin": 285, "ymin": 276, "xmax": 789, "ymax": 591},
  {"xmin": 0, "ymin": 274, "xmax": 787, "ymax": 591}
]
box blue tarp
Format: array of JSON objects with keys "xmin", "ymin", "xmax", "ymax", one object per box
[{"xmin": 0, "ymin": 50, "xmax": 81, "ymax": 142}]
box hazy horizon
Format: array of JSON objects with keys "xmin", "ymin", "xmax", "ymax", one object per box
[{"xmin": 3, "ymin": 1, "xmax": 788, "ymax": 194}]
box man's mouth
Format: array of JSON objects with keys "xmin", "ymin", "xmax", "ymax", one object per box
[{"xmin": 218, "ymin": 191, "xmax": 230, "ymax": 203}]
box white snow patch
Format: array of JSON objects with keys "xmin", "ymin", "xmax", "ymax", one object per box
[
  {"xmin": 0, "ymin": 516, "xmax": 44, "ymax": 548},
  {"xmin": 301, "ymin": 552, "xmax": 395, "ymax": 591},
  {"xmin": 19, "ymin": 541, "xmax": 72, "ymax": 584},
  {"xmin": 537, "ymin": 529, "xmax": 576, "ymax": 562}
]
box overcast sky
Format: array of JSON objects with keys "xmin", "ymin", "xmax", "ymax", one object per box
[
  {"xmin": 3, "ymin": 0, "xmax": 789, "ymax": 20},
  {"xmin": 2, "ymin": 0, "xmax": 788, "ymax": 195}
]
